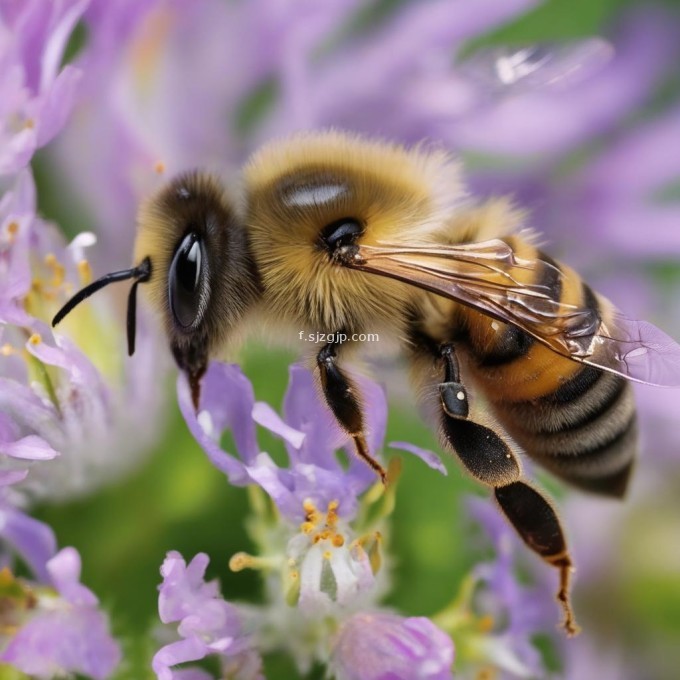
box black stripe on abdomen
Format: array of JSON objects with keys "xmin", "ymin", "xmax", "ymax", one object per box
[{"xmin": 494, "ymin": 368, "xmax": 638, "ymax": 498}]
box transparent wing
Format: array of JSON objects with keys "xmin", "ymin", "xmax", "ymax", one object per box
[
  {"xmin": 458, "ymin": 38, "xmax": 614, "ymax": 96},
  {"xmin": 343, "ymin": 240, "xmax": 680, "ymax": 387}
]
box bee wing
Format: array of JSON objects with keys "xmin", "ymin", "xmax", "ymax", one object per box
[
  {"xmin": 345, "ymin": 240, "xmax": 680, "ymax": 387},
  {"xmin": 458, "ymin": 38, "xmax": 614, "ymax": 96}
]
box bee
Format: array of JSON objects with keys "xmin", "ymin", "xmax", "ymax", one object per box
[{"xmin": 52, "ymin": 130, "xmax": 680, "ymax": 635}]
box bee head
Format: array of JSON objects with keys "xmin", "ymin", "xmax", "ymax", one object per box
[{"xmin": 53, "ymin": 172, "xmax": 261, "ymax": 409}]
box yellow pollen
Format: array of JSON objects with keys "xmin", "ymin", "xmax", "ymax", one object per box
[
  {"xmin": 154, "ymin": 161, "xmax": 166, "ymax": 174},
  {"xmin": 7, "ymin": 221, "xmax": 19, "ymax": 235},
  {"xmin": 78, "ymin": 259, "xmax": 92, "ymax": 285},
  {"xmin": 28, "ymin": 333, "xmax": 41, "ymax": 345},
  {"xmin": 323, "ymin": 551, "xmax": 332, "ymax": 560},
  {"xmin": 299, "ymin": 499, "xmax": 347, "ymax": 548}
]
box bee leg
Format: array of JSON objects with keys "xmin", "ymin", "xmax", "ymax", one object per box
[
  {"xmin": 436, "ymin": 343, "xmax": 579, "ymax": 635},
  {"xmin": 438, "ymin": 344, "xmax": 520, "ymax": 487},
  {"xmin": 495, "ymin": 481, "xmax": 580, "ymax": 636},
  {"xmin": 317, "ymin": 338, "xmax": 388, "ymax": 484}
]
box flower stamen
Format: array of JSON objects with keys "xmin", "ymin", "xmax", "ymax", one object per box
[
  {"xmin": 77, "ymin": 259, "xmax": 93, "ymax": 285},
  {"xmin": 299, "ymin": 500, "xmax": 346, "ymax": 548},
  {"xmin": 44, "ymin": 253, "xmax": 66, "ymax": 288},
  {"xmin": 228, "ymin": 551, "xmax": 278, "ymax": 573},
  {"xmin": 6, "ymin": 221, "xmax": 19, "ymax": 240}
]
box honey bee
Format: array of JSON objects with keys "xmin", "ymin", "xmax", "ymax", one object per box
[{"xmin": 53, "ymin": 131, "xmax": 680, "ymax": 635}]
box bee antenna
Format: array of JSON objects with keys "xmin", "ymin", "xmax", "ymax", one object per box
[{"xmin": 51, "ymin": 258, "xmax": 152, "ymax": 344}]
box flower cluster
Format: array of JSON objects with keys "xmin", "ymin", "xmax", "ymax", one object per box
[
  {"xmin": 156, "ymin": 362, "xmax": 455, "ymax": 678},
  {"xmin": 0, "ymin": 1, "xmax": 163, "ymax": 675},
  {"xmin": 0, "ymin": 511, "xmax": 120, "ymax": 679},
  {"xmin": 0, "ymin": 0, "xmax": 678, "ymax": 677}
]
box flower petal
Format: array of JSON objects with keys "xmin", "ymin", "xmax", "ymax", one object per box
[{"xmin": 389, "ymin": 441, "xmax": 447, "ymax": 475}]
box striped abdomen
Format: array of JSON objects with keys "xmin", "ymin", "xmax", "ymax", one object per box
[{"xmin": 462, "ymin": 236, "xmax": 637, "ymax": 498}]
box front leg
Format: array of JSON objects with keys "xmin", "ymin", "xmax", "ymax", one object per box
[{"xmin": 317, "ymin": 336, "xmax": 387, "ymax": 484}]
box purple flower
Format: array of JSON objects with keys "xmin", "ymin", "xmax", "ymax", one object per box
[
  {"xmin": 0, "ymin": 168, "xmax": 165, "ymax": 502},
  {"xmin": 559, "ymin": 103, "xmax": 680, "ymax": 259},
  {"xmin": 0, "ymin": 546, "xmax": 121, "ymax": 679},
  {"xmin": 178, "ymin": 363, "xmax": 387, "ymax": 616},
  {"xmin": 0, "ymin": 503, "xmax": 57, "ymax": 583},
  {"xmin": 330, "ymin": 612, "xmax": 454, "ymax": 680},
  {"xmin": 179, "ymin": 362, "xmax": 439, "ymax": 523},
  {"xmin": 176, "ymin": 361, "xmax": 450, "ymax": 673},
  {"xmin": 49, "ymin": 0, "xmax": 541, "ymax": 262},
  {"xmin": 451, "ymin": 7, "xmax": 678, "ymax": 157},
  {"xmin": 153, "ymin": 551, "xmax": 262, "ymax": 680},
  {"xmin": 461, "ymin": 498, "xmax": 554, "ymax": 678},
  {"xmin": 0, "ymin": 0, "xmax": 88, "ymax": 175},
  {"xmin": 261, "ymin": 0, "xmax": 542, "ymax": 141}
]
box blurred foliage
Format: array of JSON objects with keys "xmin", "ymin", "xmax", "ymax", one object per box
[{"xmin": 29, "ymin": 0, "xmax": 680, "ymax": 678}]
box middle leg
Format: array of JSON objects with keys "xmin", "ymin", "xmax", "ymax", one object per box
[{"xmin": 316, "ymin": 334, "xmax": 388, "ymax": 484}]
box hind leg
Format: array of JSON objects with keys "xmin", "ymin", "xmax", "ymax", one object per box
[{"xmin": 409, "ymin": 335, "xmax": 580, "ymax": 635}]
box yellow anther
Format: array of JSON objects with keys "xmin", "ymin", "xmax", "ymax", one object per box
[
  {"xmin": 78, "ymin": 259, "xmax": 92, "ymax": 285},
  {"xmin": 7, "ymin": 221, "xmax": 19, "ymax": 235},
  {"xmin": 301, "ymin": 521, "xmax": 315, "ymax": 535},
  {"xmin": 303, "ymin": 498, "xmax": 317, "ymax": 514},
  {"xmin": 154, "ymin": 161, "xmax": 166, "ymax": 174},
  {"xmin": 332, "ymin": 535, "xmax": 345, "ymax": 548},
  {"xmin": 326, "ymin": 503, "xmax": 339, "ymax": 527},
  {"xmin": 323, "ymin": 551, "xmax": 332, "ymax": 560},
  {"xmin": 289, "ymin": 570, "xmax": 298, "ymax": 580},
  {"xmin": 28, "ymin": 333, "xmax": 41, "ymax": 345},
  {"xmin": 228, "ymin": 552, "xmax": 257, "ymax": 572}
]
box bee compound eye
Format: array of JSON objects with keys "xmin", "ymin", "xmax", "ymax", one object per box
[
  {"xmin": 320, "ymin": 217, "xmax": 364, "ymax": 252},
  {"xmin": 169, "ymin": 232, "xmax": 206, "ymax": 329}
]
